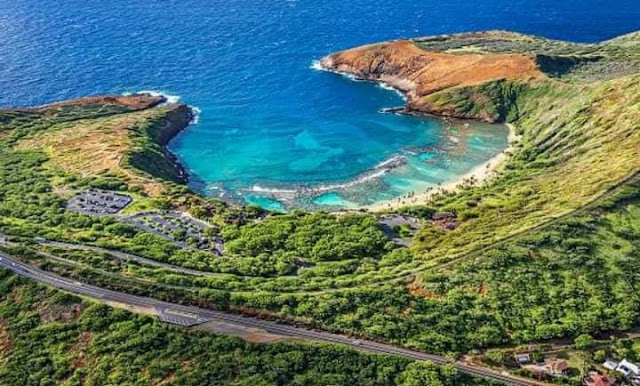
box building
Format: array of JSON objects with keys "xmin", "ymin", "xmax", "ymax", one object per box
[
  {"xmin": 544, "ymin": 358, "xmax": 569, "ymax": 375},
  {"xmin": 603, "ymin": 360, "xmax": 619, "ymax": 371},
  {"xmin": 583, "ymin": 371, "xmax": 614, "ymax": 386},
  {"xmin": 617, "ymin": 359, "xmax": 640, "ymax": 377},
  {"xmin": 515, "ymin": 353, "xmax": 531, "ymax": 364}
]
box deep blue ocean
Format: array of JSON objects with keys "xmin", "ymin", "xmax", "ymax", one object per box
[{"xmin": 1, "ymin": 0, "xmax": 638, "ymax": 210}]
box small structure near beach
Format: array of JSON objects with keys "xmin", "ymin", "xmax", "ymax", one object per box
[
  {"xmin": 514, "ymin": 353, "xmax": 531, "ymax": 364},
  {"xmin": 583, "ymin": 371, "xmax": 614, "ymax": 386},
  {"xmin": 616, "ymin": 359, "xmax": 640, "ymax": 379},
  {"xmin": 66, "ymin": 189, "xmax": 132, "ymax": 215},
  {"xmin": 544, "ymin": 358, "xmax": 569, "ymax": 376}
]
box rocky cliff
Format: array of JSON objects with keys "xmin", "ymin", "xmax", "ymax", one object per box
[
  {"xmin": 7, "ymin": 93, "xmax": 194, "ymax": 194},
  {"xmin": 320, "ymin": 39, "xmax": 543, "ymax": 122},
  {"xmin": 151, "ymin": 103, "xmax": 193, "ymax": 146},
  {"xmin": 320, "ymin": 31, "xmax": 640, "ymax": 122}
]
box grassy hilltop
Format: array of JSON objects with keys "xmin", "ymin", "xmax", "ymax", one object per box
[{"xmin": 1, "ymin": 30, "xmax": 640, "ymax": 384}]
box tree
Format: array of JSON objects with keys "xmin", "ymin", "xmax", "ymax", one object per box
[
  {"xmin": 485, "ymin": 349, "xmax": 506, "ymax": 365},
  {"xmin": 398, "ymin": 362, "xmax": 463, "ymax": 386},
  {"xmin": 575, "ymin": 334, "xmax": 595, "ymax": 350},
  {"xmin": 593, "ymin": 349, "xmax": 606, "ymax": 362}
]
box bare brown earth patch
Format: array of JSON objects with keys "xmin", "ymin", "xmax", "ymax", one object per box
[
  {"xmin": 194, "ymin": 320, "xmax": 288, "ymax": 343},
  {"xmin": 407, "ymin": 276, "xmax": 442, "ymax": 299},
  {"xmin": 150, "ymin": 369, "xmax": 176, "ymax": 386},
  {"xmin": 244, "ymin": 332, "xmax": 288, "ymax": 343},
  {"xmin": 103, "ymin": 300, "xmax": 158, "ymax": 317},
  {"xmin": 69, "ymin": 331, "xmax": 92, "ymax": 369},
  {"xmin": 0, "ymin": 319, "xmax": 12, "ymax": 357},
  {"xmin": 478, "ymin": 283, "xmax": 489, "ymax": 296},
  {"xmin": 322, "ymin": 40, "xmax": 544, "ymax": 113},
  {"xmin": 37, "ymin": 302, "xmax": 84, "ymax": 323},
  {"xmin": 9, "ymin": 285, "xmax": 25, "ymax": 303}
]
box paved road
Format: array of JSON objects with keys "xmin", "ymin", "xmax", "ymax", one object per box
[{"xmin": 0, "ymin": 250, "xmax": 544, "ymax": 386}]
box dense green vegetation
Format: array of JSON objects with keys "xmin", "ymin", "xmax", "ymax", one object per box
[
  {"xmin": 229, "ymin": 180, "xmax": 640, "ymax": 355},
  {"xmin": 478, "ymin": 331, "xmax": 640, "ymax": 384},
  {"xmin": 0, "ymin": 270, "xmax": 494, "ymax": 386},
  {"xmin": 410, "ymin": 73, "xmax": 640, "ymax": 262},
  {"xmin": 2, "ymin": 30, "xmax": 640, "ymax": 385},
  {"xmin": 223, "ymin": 212, "xmax": 392, "ymax": 263},
  {"xmin": 12, "ymin": 178, "xmax": 640, "ymax": 360},
  {"xmin": 0, "ymin": 102, "xmax": 390, "ymax": 281}
]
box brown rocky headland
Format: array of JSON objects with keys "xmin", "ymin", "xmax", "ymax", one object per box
[{"xmin": 319, "ymin": 30, "xmax": 640, "ymax": 123}]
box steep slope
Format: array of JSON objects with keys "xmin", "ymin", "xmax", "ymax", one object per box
[
  {"xmin": 320, "ymin": 39, "xmax": 544, "ymax": 122},
  {"xmin": 7, "ymin": 94, "xmax": 192, "ymax": 196},
  {"xmin": 319, "ymin": 32, "xmax": 640, "ymax": 262},
  {"xmin": 320, "ymin": 30, "xmax": 640, "ymax": 122}
]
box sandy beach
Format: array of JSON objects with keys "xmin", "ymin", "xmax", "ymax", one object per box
[{"xmin": 363, "ymin": 123, "xmax": 520, "ymax": 212}]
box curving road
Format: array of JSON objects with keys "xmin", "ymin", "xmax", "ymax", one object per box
[{"xmin": 0, "ymin": 250, "xmax": 544, "ymax": 386}]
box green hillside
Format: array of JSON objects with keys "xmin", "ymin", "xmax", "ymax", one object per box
[{"xmin": 1, "ymin": 30, "xmax": 640, "ymax": 384}]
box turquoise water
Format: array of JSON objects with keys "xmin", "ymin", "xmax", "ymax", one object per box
[
  {"xmin": 244, "ymin": 195, "xmax": 287, "ymax": 213},
  {"xmin": 1, "ymin": 0, "xmax": 638, "ymax": 210},
  {"xmin": 313, "ymin": 193, "xmax": 359, "ymax": 209},
  {"xmin": 184, "ymin": 99, "xmax": 510, "ymax": 210}
]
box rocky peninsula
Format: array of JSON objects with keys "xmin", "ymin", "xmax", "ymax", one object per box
[
  {"xmin": 319, "ymin": 36, "xmax": 542, "ymax": 123},
  {"xmin": 319, "ymin": 30, "xmax": 640, "ymax": 123},
  {"xmin": 8, "ymin": 93, "xmax": 194, "ymax": 196}
]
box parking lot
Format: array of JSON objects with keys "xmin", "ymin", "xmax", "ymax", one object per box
[
  {"xmin": 122, "ymin": 211, "xmax": 224, "ymax": 253},
  {"xmin": 66, "ymin": 189, "xmax": 132, "ymax": 215}
]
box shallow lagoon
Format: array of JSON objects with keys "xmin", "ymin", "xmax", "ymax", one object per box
[{"xmin": 169, "ymin": 64, "xmax": 509, "ymax": 211}]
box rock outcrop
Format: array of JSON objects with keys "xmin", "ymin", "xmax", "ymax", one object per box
[
  {"xmin": 36, "ymin": 94, "xmax": 166, "ymax": 112},
  {"xmin": 320, "ymin": 38, "xmax": 545, "ymax": 122},
  {"xmin": 152, "ymin": 103, "xmax": 193, "ymax": 146}
]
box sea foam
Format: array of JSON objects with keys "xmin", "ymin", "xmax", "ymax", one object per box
[
  {"xmin": 124, "ymin": 90, "xmax": 201, "ymax": 124},
  {"xmin": 309, "ymin": 60, "xmax": 361, "ymax": 82},
  {"xmin": 190, "ymin": 106, "xmax": 202, "ymax": 124},
  {"xmin": 135, "ymin": 90, "xmax": 181, "ymax": 104},
  {"xmin": 377, "ymin": 82, "xmax": 407, "ymax": 100},
  {"xmin": 309, "ymin": 60, "xmax": 324, "ymax": 71},
  {"xmin": 246, "ymin": 153, "xmax": 407, "ymax": 200},
  {"xmin": 310, "ymin": 60, "xmax": 407, "ymax": 100}
]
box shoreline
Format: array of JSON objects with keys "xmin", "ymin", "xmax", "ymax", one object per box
[
  {"xmin": 146, "ymin": 99, "xmax": 195, "ymax": 185},
  {"xmin": 315, "ymin": 58, "xmax": 520, "ymax": 213},
  {"xmin": 235, "ymin": 118, "xmax": 516, "ymax": 212},
  {"xmin": 144, "ymin": 69, "xmax": 517, "ymax": 212},
  {"xmin": 244, "ymin": 154, "xmax": 408, "ymax": 202},
  {"xmin": 362, "ymin": 123, "xmax": 519, "ymax": 212},
  {"xmin": 313, "ymin": 58, "xmax": 412, "ymax": 102}
]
